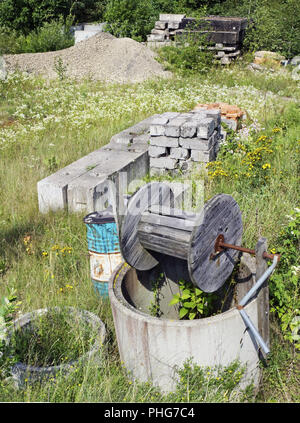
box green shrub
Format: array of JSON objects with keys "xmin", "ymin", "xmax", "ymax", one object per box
[
  {"xmin": 19, "ymin": 18, "xmax": 74, "ymax": 53},
  {"xmin": 0, "ymin": 0, "xmax": 106, "ymax": 34},
  {"xmin": 104, "ymin": 0, "xmax": 157, "ymax": 41},
  {"xmin": 269, "ymin": 208, "xmax": 300, "ymax": 350},
  {"xmin": 206, "ymin": 0, "xmax": 300, "ymax": 59},
  {"xmin": 157, "ymin": 29, "xmax": 214, "ymax": 75},
  {"xmin": 0, "ymin": 27, "xmax": 23, "ymax": 54},
  {"xmin": 169, "ymin": 280, "xmax": 217, "ymax": 320},
  {"xmin": 0, "ymin": 19, "xmax": 74, "ymax": 55},
  {"xmin": 243, "ymin": 0, "xmax": 300, "ymax": 59}
]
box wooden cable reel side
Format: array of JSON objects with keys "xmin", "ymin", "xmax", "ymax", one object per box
[{"xmin": 119, "ymin": 182, "xmax": 243, "ymax": 293}]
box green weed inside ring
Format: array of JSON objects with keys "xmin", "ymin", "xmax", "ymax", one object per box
[{"xmin": 10, "ymin": 307, "xmax": 98, "ymax": 367}]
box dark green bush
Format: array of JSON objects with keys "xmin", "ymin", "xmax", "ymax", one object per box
[
  {"xmin": 19, "ymin": 18, "xmax": 74, "ymax": 53},
  {"xmin": 0, "ymin": 27, "xmax": 23, "ymax": 54},
  {"xmin": 0, "ymin": 19, "xmax": 74, "ymax": 55},
  {"xmin": 0, "ymin": 0, "xmax": 107, "ymax": 34},
  {"xmin": 103, "ymin": 0, "xmax": 157, "ymax": 41},
  {"xmin": 206, "ymin": 0, "xmax": 300, "ymax": 59},
  {"xmin": 157, "ymin": 29, "xmax": 214, "ymax": 75}
]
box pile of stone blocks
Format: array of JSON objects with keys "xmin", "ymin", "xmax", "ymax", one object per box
[
  {"xmin": 147, "ymin": 14, "xmax": 247, "ymax": 64},
  {"xmin": 147, "ymin": 14, "xmax": 188, "ymax": 45},
  {"xmin": 149, "ymin": 109, "xmax": 221, "ymax": 175}
]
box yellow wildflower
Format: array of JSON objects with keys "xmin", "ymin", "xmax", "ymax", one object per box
[{"xmin": 262, "ymin": 163, "xmax": 271, "ymax": 169}]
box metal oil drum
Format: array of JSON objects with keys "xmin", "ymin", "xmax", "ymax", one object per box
[{"xmin": 84, "ymin": 209, "xmax": 122, "ymax": 298}]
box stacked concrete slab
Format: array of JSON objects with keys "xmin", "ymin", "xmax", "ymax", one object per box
[
  {"xmin": 37, "ymin": 115, "xmax": 159, "ymax": 214},
  {"xmin": 37, "ymin": 110, "xmax": 221, "ymax": 214},
  {"xmin": 149, "ymin": 109, "xmax": 221, "ymax": 175},
  {"xmin": 147, "ymin": 14, "xmax": 187, "ymax": 45},
  {"xmin": 147, "ymin": 14, "xmax": 247, "ymax": 64}
]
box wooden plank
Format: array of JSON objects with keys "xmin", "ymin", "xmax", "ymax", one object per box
[
  {"xmin": 141, "ymin": 211, "xmax": 195, "ymax": 231},
  {"xmin": 147, "ymin": 205, "xmax": 198, "ymax": 221},
  {"xmin": 138, "ymin": 221, "xmax": 190, "ymax": 260}
]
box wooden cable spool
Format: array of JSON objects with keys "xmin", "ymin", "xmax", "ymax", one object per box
[{"xmin": 119, "ymin": 182, "xmax": 243, "ymax": 293}]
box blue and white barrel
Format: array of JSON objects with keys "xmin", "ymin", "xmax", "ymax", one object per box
[{"xmin": 84, "ymin": 209, "xmax": 122, "ymax": 298}]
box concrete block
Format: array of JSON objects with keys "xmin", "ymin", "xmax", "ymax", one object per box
[
  {"xmin": 180, "ymin": 121, "xmax": 198, "ymax": 138},
  {"xmin": 84, "ymin": 23, "xmax": 106, "ymax": 31},
  {"xmin": 68, "ymin": 149, "xmax": 149, "ymax": 212},
  {"xmin": 196, "ymin": 118, "xmax": 215, "ymax": 139},
  {"xmin": 151, "ymin": 28, "xmax": 169, "ymax": 36},
  {"xmin": 169, "ymin": 147, "xmax": 190, "ymax": 160},
  {"xmin": 150, "ymin": 157, "xmax": 178, "ymax": 170},
  {"xmin": 75, "ymin": 30, "xmax": 102, "ymax": 44},
  {"xmin": 110, "ymin": 115, "xmax": 159, "ymax": 144},
  {"xmin": 178, "ymin": 159, "xmax": 197, "ymax": 173},
  {"xmin": 160, "ymin": 112, "xmax": 181, "ymax": 120},
  {"xmin": 150, "ymin": 116, "xmax": 169, "ymax": 136},
  {"xmin": 221, "ymin": 117, "xmax": 238, "ymax": 131},
  {"xmin": 191, "ymin": 110, "xmax": 208, "ymax": 117},
  {"xmin": 67, "ymin": 172, "xmax": 108, "ymax": 213},
  {"xmin": 179, "ymin": 132, "xmax": 216, "ymax": 150},
  {"xmin": 149, "ymin": 146, "xmax": 167, "ymax": 158},
  {"xmin": 165, "ymin": 117, "xmax": 187, "ymax": 137},
  {"xmin": 131, "ymin": 133, "xmax": 150, "ymax": 144},
  {"xmin": 110, "ymin": 132, "xmax": 134, "ymax": 145},
  {"xmin": 220, "ymin": 55, "xmax": 231, "ymax": 65},
  {"xmin": 168, "ymin": 22, "xmax": 181, "ymax": 30},
  {"xmin": 228, "ymin": 50, "xmax": 241, "ymax": 57},
  {"xmin": 190, "ymin": 147, "xmax": 215, "ymax": 163},
  {"xmin": 155, "ymin": 21, "xmax": 167, "ymax": 30},
  {"xmin": 147, "ymin": 41, "xmax": 172, "ymax": 49},
  {"xmin": 159, "ymin": 14, "xmax": 186, "ymax": 22},
  {"xmin": 37, "ymin": 148, "xmax": 113, "ymax": 213},
  {"xmin": 0, "ymin": 56, "xmax": 6, "ymax": 80},
  {"xmin": 203, "ymin": 109, "xmax": 221, "ymax": 126},
  {"xmin": 147, "ymin": 34, "xmax": 166, "ymax": 42},
  {"xmin": 150, "ymin": 136, "xmax": 179, "ymax": 148}
]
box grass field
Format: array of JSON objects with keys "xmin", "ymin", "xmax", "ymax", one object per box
[{"xmin": 0, "ymin": 59, "xmax": 299, "ymax": 402}]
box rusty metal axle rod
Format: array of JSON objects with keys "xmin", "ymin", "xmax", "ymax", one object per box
[{"xmin": 212, "ymin": 234, "xmax": 280, "ymax": 261}]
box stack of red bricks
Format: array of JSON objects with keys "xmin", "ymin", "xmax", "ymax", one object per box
[{"xmin": 194, "ymin": 102, "xmax": 245, "ymax": 131}]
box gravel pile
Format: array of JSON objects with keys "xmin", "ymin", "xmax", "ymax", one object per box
[{"xmin": 3, "ymin": 32, "xmax": 171, "ymax": 83}]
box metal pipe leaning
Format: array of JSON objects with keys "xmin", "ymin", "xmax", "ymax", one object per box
[{"xmin": 237, "ymin": 255, "xmax": 279, "ymax": 356}]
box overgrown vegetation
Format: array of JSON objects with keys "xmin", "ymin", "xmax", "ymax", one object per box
[
  {"xmin": 0, "ymin": 0, "xmax": 299, "ymax": 56},
  {"xmin": 8, "ymin": 307, "xmax": 98, "ymax": 367},
  {"xmin": 0, "ymin": 0, "xmax": 299, "ymax": 400},
  {"xmin": 0, "ymin": 18, "xmax": 74, "ymax": 54},
  {"xmin": 0, "ymin": 60, "xmax": 299, "ymax": 401},
  {"xmin": 156, "ymin": 26, "xmax": 214, "ymax": 75},
  {"xmin": 169, "ymin": 280, "xmax": 217, "ymax": 319}
]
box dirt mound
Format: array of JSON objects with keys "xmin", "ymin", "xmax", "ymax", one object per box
[{"xmin": 3, "ymin": 32, "xmax": 171, "ymax": 83}]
